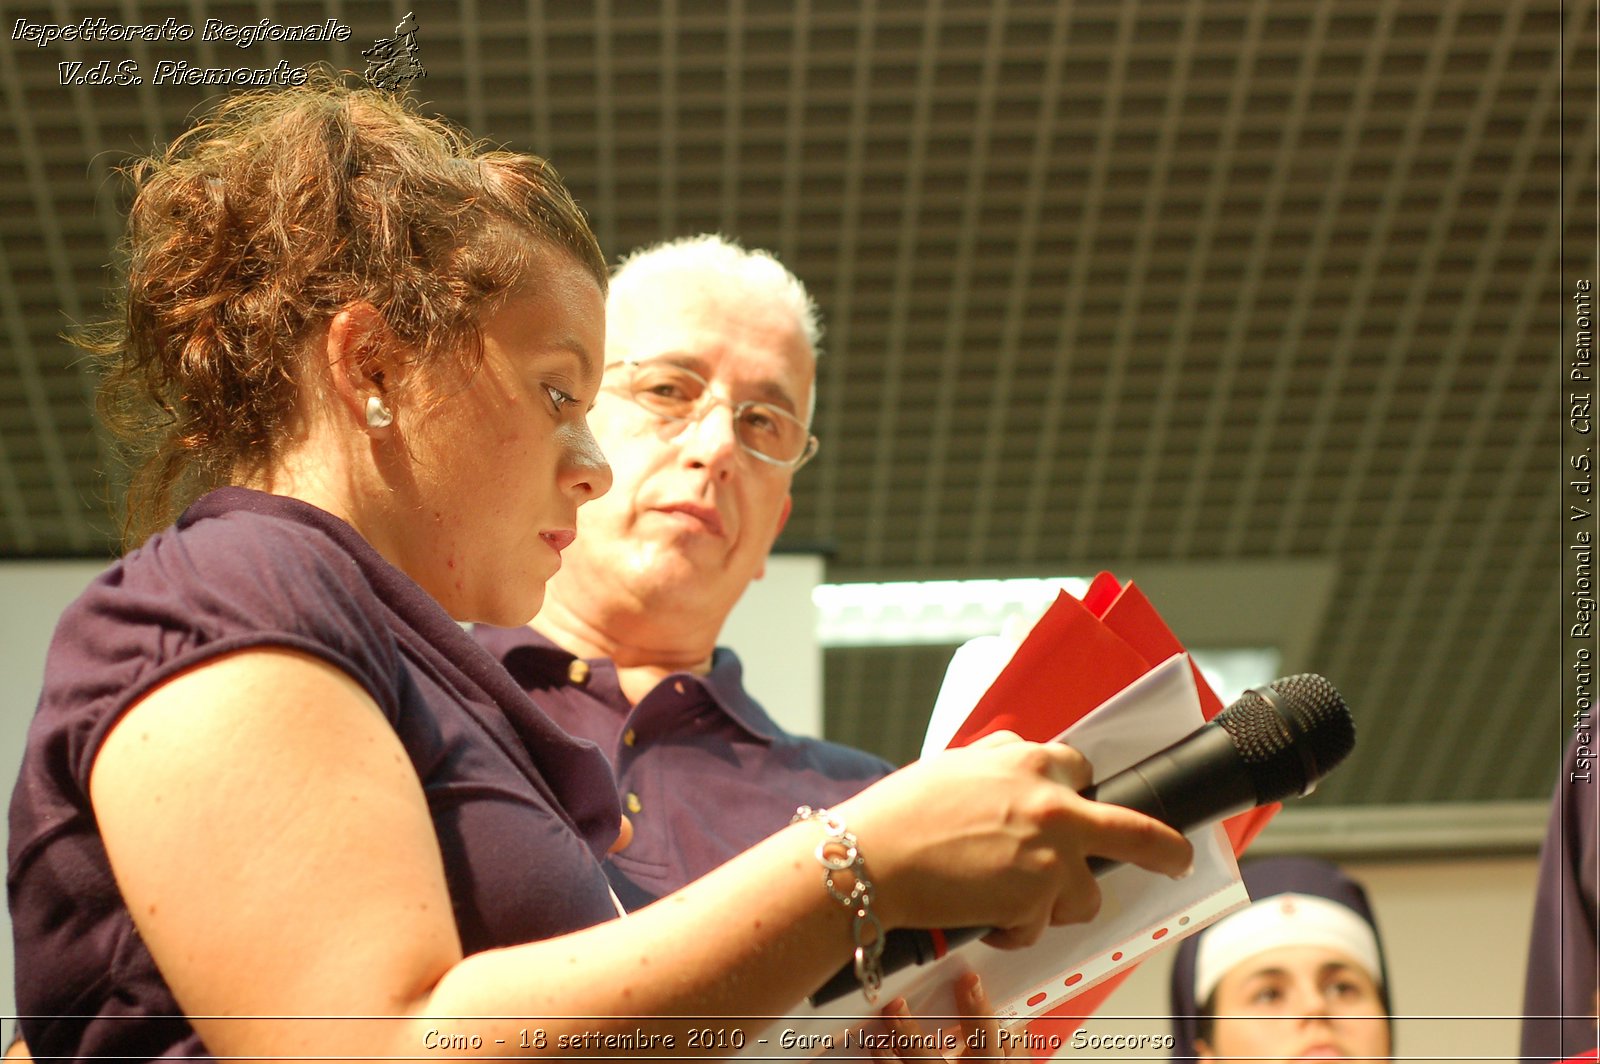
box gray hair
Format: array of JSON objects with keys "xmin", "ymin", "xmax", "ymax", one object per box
[{"xmin": 609, "ymin": 234, "xmax": 823, "ymax": 357}]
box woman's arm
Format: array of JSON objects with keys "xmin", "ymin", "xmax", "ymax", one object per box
[{"xmin": 91, "ymin": 647, "xmax": 1189, "ymax": 1060}]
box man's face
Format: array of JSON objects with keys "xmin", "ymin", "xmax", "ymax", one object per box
[{"xmin": 561, "ymin": 276, "xmax": 814, "ymax": 631}]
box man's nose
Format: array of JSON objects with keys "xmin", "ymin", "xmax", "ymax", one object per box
[{"xmin": 673, "ymin": 401, "xmax": 742, "ymax": 470}]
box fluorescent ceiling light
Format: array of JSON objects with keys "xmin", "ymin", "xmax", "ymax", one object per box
[
  {"xmin": 813, "ymin": 576, "xmax": 1281, "ymax": 699},
  {"xmin": 812, "ymin": 576, "xmax": 1092, "ymax": 648}
]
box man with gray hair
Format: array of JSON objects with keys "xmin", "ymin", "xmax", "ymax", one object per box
[{"xmin": 474, "ymin": 235, "xmax": 892, "ymax": 909}]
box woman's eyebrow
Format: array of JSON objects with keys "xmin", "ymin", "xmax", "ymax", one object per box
[{"xmin": 550, "ymin": 338, "xmax": 597, "ymax": 377}]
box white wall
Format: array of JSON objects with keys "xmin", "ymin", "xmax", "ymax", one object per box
[
  {"xmin": 720, "ymin": 553, "xmax": 825, "ymax": 737},
  {"xmin": 1086, "ymin": 855, "xmax": 1543, "ymax": 1062},
  {"xmin": 1, "ymin": 561, "xmax": 113, "ymax": 1034}
]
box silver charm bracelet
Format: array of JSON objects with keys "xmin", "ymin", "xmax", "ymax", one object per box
[{"xmin": 791, "ymin": 805, "xmax": 886, "ymax": 1003}]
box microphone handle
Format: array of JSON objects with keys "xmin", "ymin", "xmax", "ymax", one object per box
[
  {"xmin": 1080, "ymin": 723, "xmax": 1257, "ymax": 824},
  {"xmin": 809, "ymin": 725, "xmax": 1260, "ymax": 1006}
]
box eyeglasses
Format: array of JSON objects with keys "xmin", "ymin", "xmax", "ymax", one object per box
[{"xmin": 604, "ymin": 359, "xmax": 820, "ymax": 469}]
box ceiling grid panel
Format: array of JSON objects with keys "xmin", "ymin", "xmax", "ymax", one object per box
[
  {"xmin": 809, "ymin": 0, "xmax": 878, "ymax": 541},
  {"xmin": 1015, "ymin": 1, "xmax": 1148, "ymax": 562},
  {"xmin": 592, "ymin": 0, "xmax": 617, "ymax": 257},
  {"xmin": 42, "ymin": 0, "xmax": 126, "ymax": 485},
  {"xmin": 1151, "ymin": 1, "xmax": 1298, "ymax": 561},
  {"xmin": 1280, "ymin": 22, "xmax": 1446, "ymax": 582},
  {"xmin": 0, "ymin": 41, "xmax": 95, "ymax": 550},
  {"xmin": 1303, "ymin": 2, "xmax": 1466, "ymax": 575},
  {"xmin": 653, "ymin": 0, "xmax": 680, "ymax": 239},
  {"xmin": 1441, "ymin": 467, "xmax": 1565, "ymax": 803},
  {"xmin": 1318, "ymin": 1, "xmax": 1549, "ymax": 707},
  {"xmin": 461, "ymin": 0, "xmax": 485, "ymax": 135},
  {"xmin": 774, "ymin": 0, "xmax": 809, "ymax": 265},
  {"xmin": 1116, "ymin": 0, "xmax": 1231, "ymax": 560},
  {"xmin": 1406, "ymin": 374, "xmax": 1563, "ymax": 804},
  {"xmin": 717, "ymin": 0, "xmax": 744, "ymax": 235},
  {"xmin": 912, "ymin": 0, "xmax": 1007, "ymax": 568},
  {"xmin": 963, "ymin": 2, "xmax": 1073, "ymax": 566},
  {"xmin": 1215, "ymin": 4, "xmax": 1344, "ymax": 559},
  {"xmin": 859, "ymin": 1, "xmax": 942, "ymax": 568},
  {"xmin": 523, "ymin": 0, "xmax": 553, "ymax": 155},
  {"xmin": 1153, "ymin": 0, "xmax": 1274, "ymax": 559},
  {"xmin": 1058, "ymin": 1, "xmax": 1161, "ymax": 562},
  {"xmin": 1266, "ymin": 16, "xmax": 1400, "ymax": 555},
  {"xmin": 1333, "ymin": 0, "xmax": 1554, "ymax": 795},
  {"xmin": 1401, "ymin": 102, "xmax": 1594, "ymax": 803},
  {"xmin": 1175, "ymin": 8, "xmax": 1347, "ymax": 564}
]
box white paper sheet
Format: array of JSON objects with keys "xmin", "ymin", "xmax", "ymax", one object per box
[{"xmin": 741, "ymin": 653, "xmax": 1248, "ymax": 1057}]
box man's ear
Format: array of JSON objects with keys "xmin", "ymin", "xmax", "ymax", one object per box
[
  {"xmin": 325, "ymin": 303, "xmax": 402, "ymax": 425},
  {"xmin": 753, "ymin": 494, "xmax": 793, "ymax": 582}
]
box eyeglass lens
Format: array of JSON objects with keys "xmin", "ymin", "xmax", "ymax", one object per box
[{"xmin": 627, "ymin": 362, "xmax": 809, "ymax": 463}]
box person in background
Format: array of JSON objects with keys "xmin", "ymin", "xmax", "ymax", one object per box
[
  {"xmin": 1168, "ymin": 856, "xmax": 1393, "ymax": 1064},
  {"xmin": 473, "ymin": 234, "xmax": 893, "ymax": 910},
  {"xmin": 1522, "ymin": 735, "xmax": 1600, "ymax": 1064},
  {"xmin": 6, "ymin": 77, "xmax": 1194, "ymax": 1061}
]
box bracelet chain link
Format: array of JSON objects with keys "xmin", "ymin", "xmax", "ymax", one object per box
[{"xmin": 791, "ymin": 805, "xmax": 886, "ymax": 1003}]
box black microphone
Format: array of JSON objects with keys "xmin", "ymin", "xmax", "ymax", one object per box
[{"xmin": 808, "ymin": 673, "xmax": 1356, "ymax": 1005}]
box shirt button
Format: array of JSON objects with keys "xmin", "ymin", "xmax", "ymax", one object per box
[
  {"xmin": 567, "ymin": 659, "xmax": 590, "ymax": 684},
  {"xmin": 623, "ymin": 728, "xmax": 637, "ymax": 747},
  {"xmin": 625, "ymin": 792, "xmax": 642, "ymax": 814}
]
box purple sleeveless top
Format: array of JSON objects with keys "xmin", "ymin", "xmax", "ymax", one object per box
[{"xmin": 8, "ymin": 488, "xmax": 622, "ymax": 1060}]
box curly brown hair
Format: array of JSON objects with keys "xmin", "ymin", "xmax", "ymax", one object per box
[{"xmin": 85, "ymin": 71, "xmax": 607, "ymax": 547}]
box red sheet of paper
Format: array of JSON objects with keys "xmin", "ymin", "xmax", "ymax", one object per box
[{"xmin": 942, "ymin": 573, "xmax": 1279, "ymax": 1057}]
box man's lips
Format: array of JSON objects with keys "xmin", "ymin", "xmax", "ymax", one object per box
[
  {"xmin": 540, "ymin": 529, "xmax": 576, "ymax": 553},
  {"xmin": 651, "ymin": 503, "xmax": 726, "ymax": 537}
]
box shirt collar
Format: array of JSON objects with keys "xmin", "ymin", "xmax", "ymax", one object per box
[{"xmin": 473, "ymin": 624, "xmax": 781, "ymax": 745}]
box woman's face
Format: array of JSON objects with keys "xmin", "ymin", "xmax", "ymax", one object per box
[
  {"xmin": 383, "ymin": 254, "xmax": 611, "ymax": 625},
  {"xmin": 1198, "ymin": 945, "xmax": 1390, "ymax": 1064}
]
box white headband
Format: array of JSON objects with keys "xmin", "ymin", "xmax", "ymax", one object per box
[{"xmin": 1194, "ymin": 892, "xmax": 1383, "ymax": 1006}]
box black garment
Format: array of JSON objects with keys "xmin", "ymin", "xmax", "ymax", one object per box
[{"xmin": 1522, "ymin": 735, "xmax": 1600, "ymax": 1064}]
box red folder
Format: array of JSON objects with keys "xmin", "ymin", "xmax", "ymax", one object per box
[{"xmin": 944, "ymin": 573, "xmax": 1278, "ymax": 1056}]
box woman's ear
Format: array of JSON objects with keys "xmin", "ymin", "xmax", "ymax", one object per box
[
  {"xmin": 1193, "ymin": 1036, "xmax": 1216, "ymax": 1062},
  {"xmin": 325, "ymin": 304, "xmax": 403, "ymax": 432}
]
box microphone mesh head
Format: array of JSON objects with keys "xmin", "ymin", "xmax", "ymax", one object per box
[{"xmin": 1214, "ymin": 674, "xmax": 1356, "ymax": 804}]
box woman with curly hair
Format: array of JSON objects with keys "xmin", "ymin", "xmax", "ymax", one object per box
[{"xmin": 8, "ymin": 75, "xmax": 1192, "ymax": 1061}]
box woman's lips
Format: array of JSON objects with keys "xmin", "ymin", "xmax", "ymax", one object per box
[{"xmin": 540, "ymin": 529, "xmax": 576, "ymax": 553}]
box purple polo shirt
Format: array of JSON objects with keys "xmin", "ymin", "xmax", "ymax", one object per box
[
  {"xmin": 1522, "ymin": 735, "xmax": 1600, "ymax": 1064},
  {"xmin": 9, "ymin": 488, "xmax": 622, "ymax": 1061},
  {"xmin": 473, "ymin": 624, "xmax": 894, "ymax": 908}
]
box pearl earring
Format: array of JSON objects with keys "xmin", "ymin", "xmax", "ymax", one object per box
[{"xmin": 365, "ymin": 395, "xmax": 394, "ymax": 430}]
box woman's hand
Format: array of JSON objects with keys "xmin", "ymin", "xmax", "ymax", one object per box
[
  {"xmin": 834, "ymin": 731, "xmax": 1194, "ymax": 948},
  {"xmin": 877, "ymin": 972, "xmax": 1018, "ymax": 1062}
]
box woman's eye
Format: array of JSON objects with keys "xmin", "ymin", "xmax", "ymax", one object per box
[
  {"xmin": 1247, "ymin": 985, "xmax": 1284, "ymax": 1006},
  {"xmin": 546, "ymin": 384, "xmax": 577, "ymax": 409}
]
